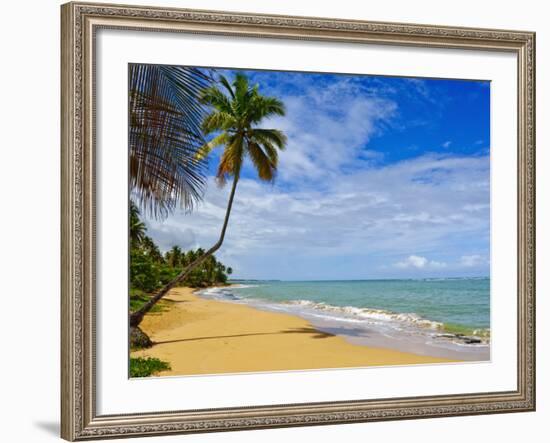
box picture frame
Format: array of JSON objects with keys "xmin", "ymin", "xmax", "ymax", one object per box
[{"xmin": 60, "ymin": 1, "xmax": 536, "ymax": 440}]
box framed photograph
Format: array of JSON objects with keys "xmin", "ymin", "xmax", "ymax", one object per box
[{"xmin": 61, "ymin": 1, "xmax": 536, "ymax": 440}]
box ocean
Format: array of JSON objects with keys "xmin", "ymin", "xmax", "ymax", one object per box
[{"xmin": 197, "ymin": 278, "xmax": 490, "ymax": 361}]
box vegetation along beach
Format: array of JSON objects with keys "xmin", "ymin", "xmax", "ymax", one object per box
[{"xmin": 128, "ymin": 64, "xmax": 491, "ymax": 377}]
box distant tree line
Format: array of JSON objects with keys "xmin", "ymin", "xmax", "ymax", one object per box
[{"xmin": 130, "ymin": 201, "xmax": 232, "ymax": 296}]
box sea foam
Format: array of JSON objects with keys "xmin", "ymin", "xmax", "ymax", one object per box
[{"xmin": 198, "ymin": 284, "xmax": 490, "ymax": 347}]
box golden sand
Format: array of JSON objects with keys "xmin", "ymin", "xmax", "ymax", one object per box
[{"xmin": 131, "ymin": 287, "xmax": 454, "ymax": 376}]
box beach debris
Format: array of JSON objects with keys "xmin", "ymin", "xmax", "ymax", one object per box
[{"xmin": 434, "ymin": 333, "xmax": 485, "ymax": 345}]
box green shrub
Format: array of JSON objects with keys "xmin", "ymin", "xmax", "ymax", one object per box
[
  {"xmin": 159, "ymin": 265, "xmax": 179, "ymax": 285},
  {"xmin": 130, "ymin": 248, "xmax": 161, "ymax": 292},
  {"xmin": 130, "ymin": 357, "xmax": 170, "ymax": 377}
]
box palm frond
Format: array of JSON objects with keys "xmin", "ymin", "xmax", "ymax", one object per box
[
  {"xmin": 199, "ymin": 86, "xmax": 233, "ymax": 114},
  {"xmin": 218, "ymin": 75, "xmax": 235, "ymax": 99},
  {"xmin": 196, "ymin": 133, "xmax": 230, "ymax": 161},
  {"xmin": 250, "ymin": 128, "xmax": 287, "ymax": 150},
  {"xmin": 250, "ymin": 96, "xmax": 286, "ymax": 123},
  {"xmin": 216, "ymin": 134, "xmax": 243, "ymax": 185},
  {"xmin": 258, "ymin": 140, "xmax": 279, "ymax": 165},
  {"xmin": 201, "ymin": 111, "xmax": 236, "ymax": 134},
  {"xmin": 129, "ymin": 64, "xmax": 212, "ymax": 219},
  {"xmin": 233, "ymin": 73, "xmax": 250, "ymax": 100},
  {"xmin": 247, "ymin": 142, "xmax": 276, "ymax": 182}
]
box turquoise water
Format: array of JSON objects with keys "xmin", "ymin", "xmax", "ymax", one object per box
[{"xmin": 228, "ymin": 278, "xmax": 490, "ymax": 337}]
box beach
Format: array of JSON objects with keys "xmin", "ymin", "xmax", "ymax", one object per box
[{"xmin": 131, "ymin": 287, "xmax": 456, "ymax": 376}]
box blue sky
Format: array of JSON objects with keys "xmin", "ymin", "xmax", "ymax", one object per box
[{"xmin": 144, "ymin": 67, "xmax": 490, "ymax": 280}]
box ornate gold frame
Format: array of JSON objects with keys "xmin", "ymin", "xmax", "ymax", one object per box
[{"xmin": 61, "ymin": 2, "xmax": 536, "ymax": 440}]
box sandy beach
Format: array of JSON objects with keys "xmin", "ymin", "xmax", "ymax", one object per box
[{"xmin": 131, "ymin": 287, "xmax": 456, "ymax": 376}]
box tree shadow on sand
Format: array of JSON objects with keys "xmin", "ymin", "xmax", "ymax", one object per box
[
  {"xmin": 154, "ymin": 326, "xmax": 335, "ymax": 345},
  {"xmin": 162, "ymin": 297, "xmax": 188, "ymax": 304}
]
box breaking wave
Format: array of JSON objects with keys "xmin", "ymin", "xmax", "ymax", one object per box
[{"xmin": 197, "ymin": 287, "xmax": 490, "ymax": 346}]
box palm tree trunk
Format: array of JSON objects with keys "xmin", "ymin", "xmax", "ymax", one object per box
[{"xmin": 130, "ymin": 174, "xmax": 239, "ymax": 328}]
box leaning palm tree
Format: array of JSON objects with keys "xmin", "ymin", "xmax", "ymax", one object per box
[
  {"xmin": 129, "ymin": 64, "xmax": 212, "ymax": 219},
  {"xmin": 130, "ymin": 73, "xmax": 287, "ymax": 328}
]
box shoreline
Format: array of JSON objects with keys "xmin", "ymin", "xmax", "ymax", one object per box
[
  {"xmin": 131, "ymin": 287, "xmax": 458, "ymax": 377},
  {"xmin": 200, "ymin": 284, "xmax": 490, "ymax": 362}
]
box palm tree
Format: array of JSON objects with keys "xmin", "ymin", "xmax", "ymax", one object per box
[
  {"xmin": 183, "ymin": 249, "xmax": 197, "ymax": 266},
  {"xmin": 130, "ymin": 201, "xmax": 146, "ymax": 245},
  {"xmin": 166, "ymin": 245, "xmax": 183, "ymax": 268},
  {"xmin": 129, "ymin": 64, "xmax": 212, "ymax": 219},
  {"xmin": 130, "ymin": 73, "xmax": 287, "ymax": 327},
  {"xmin": 141, "ymin": 236, "xmax": 164, "ymax": 263},
  {"xmin": 204, "ymin": 255, "xmax": 215, "ymax": 283}
]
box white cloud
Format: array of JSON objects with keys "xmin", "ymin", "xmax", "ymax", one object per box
[
  {"xmin": 442, "ymin": 140, "xmax": 452, "ymax": 148},
  {"xmin": 145, "ymin": 153, "xmax": 489, "ymax": 279},
  {"xmin": 395, "ymin": 255, "xmax": 427, "ymax": 268},
  {"xmin": 257, "ymin": 77, "xmax": 396, "ymax": 182},
  {"xmin": 394, "ymin": 255, "xmax": 446, "ymax": 269}
]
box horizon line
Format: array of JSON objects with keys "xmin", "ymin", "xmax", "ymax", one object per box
[{"xmin": 229, "ymin": 276, "xmax": 490, "ymax": 282}]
